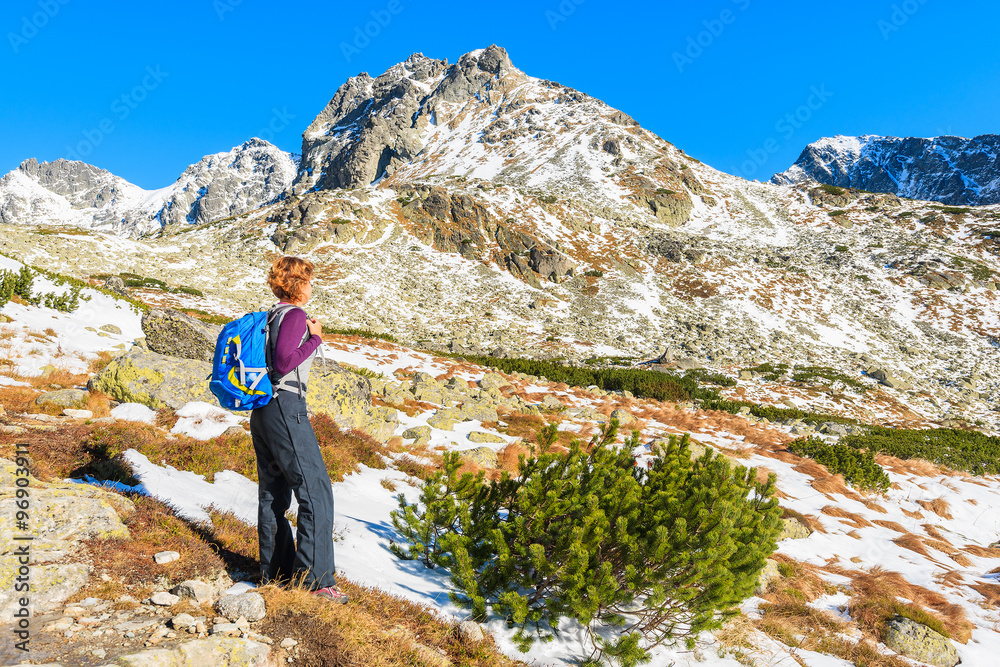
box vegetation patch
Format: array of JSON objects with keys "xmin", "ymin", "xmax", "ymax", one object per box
[
  {"xmin": 817, "ymin": 184, "xmax": 846, "ymax": 196},
  {"xmin": 789, "ymin": 437, "xmax": 890, "ymax": 492},
  {"xmin": 442, "ymin": 353, "xmax": 724, "ymax": 403},
  {"xmin": 699, "ymin": 399, "xmax": 855, "ymax": 426},
  {"xmin": 322, "ymin": 326, "xmax": 399, "ymax": 343},
  {"xmin": 841, "ymin": 426, "xmax": 1000, "ymax": 476}
]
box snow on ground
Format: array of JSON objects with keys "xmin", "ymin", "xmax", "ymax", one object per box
[
  {"xmin": 171, "ymin": 401, "xmax": 247, "ymax": 440},
  {"xmin": 0, "ymin": 254, "xmax": 141, "ymax": 376}
]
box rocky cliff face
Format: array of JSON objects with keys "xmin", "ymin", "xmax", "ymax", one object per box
[
  {"xmin": 0, "ymin": 139, "xmax": 296, "ymax": 235},
  {"xmin": 773, "ymin": 134, "xmax": 1000, "ymax": 206}
]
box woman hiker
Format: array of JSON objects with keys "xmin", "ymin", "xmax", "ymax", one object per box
[{"xmin": 249, "ymin": 255, "xmax": 347, "ymax": 603}]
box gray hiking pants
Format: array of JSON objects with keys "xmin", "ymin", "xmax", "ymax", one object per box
[{"xmin": 249, "ymin": 390, "xmax": 337, "ymax": 590}]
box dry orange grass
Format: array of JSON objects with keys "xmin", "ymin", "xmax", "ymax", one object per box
[
  {"xmin": 972, "ymin": 582, "xmax": 1000, "ymax": 607},
  {"xmin": 901, "ymin": 507, "xmax": 924, "ymax": 520},
  {"xmin": 859, "ymin": 499, "xmax": 888, "ymax": 514},
  {"xmin": 872, "ymin": 519, "xmax": 909, "ymax": 533},
  {"xmin": 821, "ymin": 506, "xmax": 873, "ymax": 529},
  {"xmin": 876, "ymin": 454, "xmax": 943, "ymax": 477},
  {"xmin": 262, "ymin": 575, "xmax": 527, "ymax": 667},
  {"xmin": 844, "ymin": 566, "xmax": 972, "ymax": 644},
  {"xmin": 811, "ymin": 474, "xmax": 864, "ymax": 501},
  {"xmin": 917, "ymin": 498, "xmax": 953, "ymax": 519},
  {"xmin": 963, "ymin": 544, "xmax": 1000, "ymax": 559}
]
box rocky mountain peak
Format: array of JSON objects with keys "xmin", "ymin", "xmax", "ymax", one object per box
[
  {"xmin": 0, "ymin": 140, "xmax": 295, "ymax": 235},
  {"xmin": 774, "ymin": 133, "xmax": 1000, "ymax": 205}
]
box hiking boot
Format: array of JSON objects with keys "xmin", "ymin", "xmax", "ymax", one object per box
[{"xmin": 313, "ymin": 586, "xmax": 349, "ymax": 604}]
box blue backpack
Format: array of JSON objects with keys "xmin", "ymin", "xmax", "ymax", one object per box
[{"xmin": 209, "ymin": 305, "xmax": 293, "ymax": 411}]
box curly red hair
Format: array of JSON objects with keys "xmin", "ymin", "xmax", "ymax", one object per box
[{"xmin": 267, "ymin": 256, "xmax": 314, "ymax": 302}]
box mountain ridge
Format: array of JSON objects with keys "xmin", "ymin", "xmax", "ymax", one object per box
[
  {"xmin": 0, "ymin": 138, "xmax": 296, "ymax": 235},
  {"xmin": 773, "ymin": 133, "xmax": 1000, "ymax": 205}
]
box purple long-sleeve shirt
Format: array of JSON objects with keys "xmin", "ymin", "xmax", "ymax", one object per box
[{"xmin": 272, "ymin": 305, "xmax": 321, "ymax": 376}]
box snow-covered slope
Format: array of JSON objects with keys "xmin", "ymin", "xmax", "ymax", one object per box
[
  {"xmin": 0, "ymin": 138, "xmax": 296, "ymax": 235},
  {"xmin": 774, "ymin": 134, "xmax": 1000, "ymax": 205}
]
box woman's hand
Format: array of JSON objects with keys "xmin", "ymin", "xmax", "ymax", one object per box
[{"xmin": 306, "ymin": 317, "xmax": 323, "ymax": 339}]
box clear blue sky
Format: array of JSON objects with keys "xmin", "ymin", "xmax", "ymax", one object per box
[{"xmin": 2, "ymin": 0, "xmax": 998, "ymax": 188}]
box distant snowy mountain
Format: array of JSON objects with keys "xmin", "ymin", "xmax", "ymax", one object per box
[
  {"xmin": 0, "ymin": 138, "xmax": 296, "ymax": 235},
  {"xmin": 773, "ymin": 134, "xmax": 1000, "ymax": 205}
]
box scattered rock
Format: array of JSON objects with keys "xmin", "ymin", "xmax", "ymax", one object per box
[
  {"xmin": 755, "ymin": 558, "xmax": 780, "ymax": 595},
  {"xmin": 154, "ymin": 551, "xmax": 180, "ymax": 565},
  {"xmin": 541, "ymin": 395, "xmax": 564, "ymax": 410},
  {"xmin": 468, "ymin": 431, "xmax": 505, "ymax": 444},
  {"xmin": 170, "ymin": 613, "xmax": 197, "ymax": 630},
  {"xmin": 280, "ymin": 637, "xmax": 298, "ymax": 649},
  {"xmin": 609, "ymin": 408, "xmax": 634, "ymax": 425},
  {"xmin": 111, "ymin": 636, "xmax": 273, "ymax": 666},
  {"xmin": 172, "ymin": 579, "xmax": 213, "ymax": 605},
  {"xmin": 478, "ymin": 373, "xmax": 508, "ymax": 390},
  {"xmin": 402, "ymin": 425, "xmax": 432, "ymax": 444},
  {"xmin": 104, "ymin": 275, "xmax": 130, "ymax": 297},
  {"xmin": 216, "ymin": 592, "xmax": 266, "ymax": 623},
  {"xmin": 459, "ymin": 447, "xmax": 498, "ymax": 469},
  {"xmin": 35, "ymin": 388, "xmax": 88, "ymax": 408},
  {"xmin": 457, "ymin": 619, "xmax": 485, "ymax": 643},
  {"xmin": 778, "ymin": 516, "xmax": 813, "ymax": 541},
  {"xmin": 211, "ymin": 622, "xmax": 243, "ymax": 637},
  {"xmin": 100, "ymin": 323, "xmax": 123, "ymax": 335},
  {"xmin": 883, "ymin": 616, "xmax": 959, "ymax": 667},
  {"xmin": 150, "ymin": 592, "xmax": 181, "ymax": 606},
  {"xmin": 62, "ymin": 408, "xmax": 93, "ymax": 419},
  {"xmin": 141, "ymin": 308, "xmax": 221, "ymax": 362}
]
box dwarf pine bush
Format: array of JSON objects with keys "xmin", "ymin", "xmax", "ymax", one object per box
[{"xmin": 391, "ymin": 421, "xmax": 782, "ymax": 666}]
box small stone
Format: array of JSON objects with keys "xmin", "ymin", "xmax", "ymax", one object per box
[
  {"xmin": 211, "ymin": 622, "xmax": 242, "ymax": 637},
  {"xmin": 280, "ymin": 637, "xmax": 298, "ymax": 648},
  {"xmin": 459, "ymin": 447, "xmax": 498, "ymax": 469},
  {"xmin": 541, "ymin": 395, "xmax": 564, "ymax": 410},
  {"xmin": 92, "ymin": 647, "xmax": 107, "ymax": 659},
  {"xmin": 467, "ymin": 431, "xmax": 505, "ymax": 444},
  {"xmin": 195, "ymin": 620, "xmax": 207, "ymax": 634},
  {"xmin": 62, "ymin": 408, "xmax": 94, "ymax": 419},
  {"xmin": 35, "ymin": 388, "xmax": 88, "ymax": 408},
  {"xmin": 150, "ymin": 592, "xmax": 180, "ymax": 606},
  {"xmin": 610, "ymin": 408, "xmax": 634, "ymax": 425},
  {"xmin": 171, "ymin": 579, "xmax": 213, "ymax": 604},
  {"xmin": 215, "ymin": 592, "xmax": 266, "ymax": 622},
  {"xmin": 100, "ymin": 324, "xmax": 123, "ymax": 335},
  {"xmin": 457, "ymin": 619, "xmax": 485, "ymax": 643},
  {"xmin": 153, "ymin": 551, "xmax": 180, "ymax": 564},
  {"xmin": 778, "ymin": 516, "xmax": 813, "ymax": 541},
  {"xmin": 883, "ymin": 616, "xmax": 959, "ymax": 667},
  {"xmin": 171, "ymin": 612, "xmax": 196, "ymax": 629}
]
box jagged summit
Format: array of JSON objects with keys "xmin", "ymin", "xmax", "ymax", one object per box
[
  {"xmin": 292, "ymin": 44, "xmax": 677, "ymax": 207},
  {"xmin": 773, "ymin": 133, "xmax": 1000, "ymax": 205},
  {"xmin": 0, "ymin": 139, "xmax": 296, "ymax": 235}
]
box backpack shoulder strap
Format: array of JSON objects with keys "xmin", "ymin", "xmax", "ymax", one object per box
[{"xmin": 265, "ymin": 303, "xmax": 299, "ymax": 372}]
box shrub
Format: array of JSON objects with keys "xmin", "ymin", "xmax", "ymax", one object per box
[
  {"xmin": 584, "ymin": 269, "xmax": 604, "ymax": 278},
  {"xmin": 788, "ymin": 437, "xmax": 889, "ymax": 492},
  {"xmin": 441, "ymin": 354, "xmax": 722, "ymax": 403},
  {"xmin": 791, "ymin": 366, "xmax": 867, "ymax": 391},
  {"xmin": 699, "ymin": 399, "xmax": 854, "ymax": 426},
  {"xmin": 391, "ymin": 422, "xmax": 782, "ymax": 666},
  {"xmin": 841, "ymin": 426, "xmax": 1000, "ymax": 476},
  {"xmin": 934, "ymin": 206, "xmax": 971, "ymax": 215},
  {"xmin": 828, "ymin": 210, "xmax": 848, "ymax": 217},
  {"xmin": 834, "ymin": 244, "xmax": 849, "ymax": 252},
  {"xmin": 654, "ymin": 188, "xmax": 676, "ymax": 196},
  {"xmin": 538, "ymin": 194, "xmax": 558, "ymax": 205},
  {"xmin": 321, "ymin": 326, "xmax": 398, "ymax": 343},
  {"xmin": 818, "ymin": 184, "xmax": 846, "ymax": 196}
]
